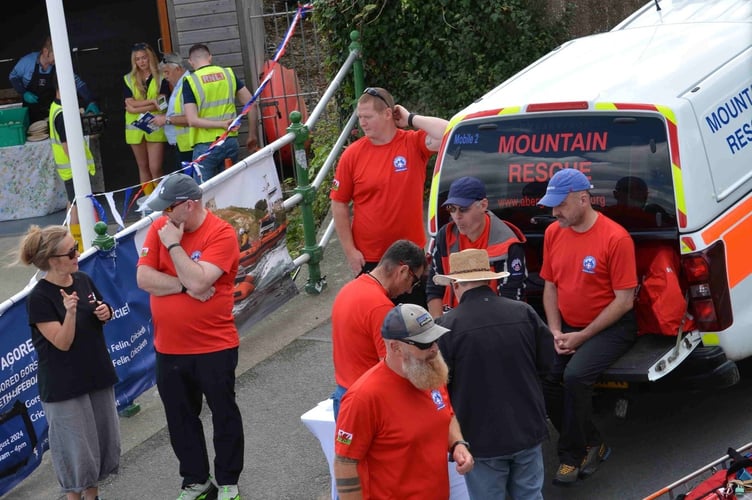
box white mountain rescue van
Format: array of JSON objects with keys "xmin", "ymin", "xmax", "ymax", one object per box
[{"xmin": 428, "ymin": 0, "xmax": 752, "ymax": 389}]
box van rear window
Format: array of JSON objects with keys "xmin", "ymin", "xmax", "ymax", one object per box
[{"xmin": 437, "ymin": 114, "xmax": 676, "ymax": 233}]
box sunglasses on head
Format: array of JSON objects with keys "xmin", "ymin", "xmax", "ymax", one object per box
[
  {"xmin": 363, "ymin": 87, "xmax": 391, "ymax": 108},
  {"xmin": 445, "ymin": 201, "xmax": 479, "ymax": 214},
  {"xmin": 132, "ymin": 43, "xmax": 148, "ymax": 52},
  {"xmin": 398, "ymin": 338, "xmax": 435, "ymax": 351},
  {"xmin": 164, "ymin": 199, "xmax": 190, "ymax": 213},
  {"xmin": 52, "ymin": 245, "xmax": 78, "ymax": 260}
]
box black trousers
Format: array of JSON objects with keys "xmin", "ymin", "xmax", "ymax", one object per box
[
  {"xmin": 156, "ymin": 348, "xmax": 244, "ymax": 487},
  {"xmin": 542, "ymin": 311, "xmax": 636, "ymax": 465}
]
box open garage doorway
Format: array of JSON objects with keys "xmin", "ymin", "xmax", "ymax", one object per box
[{"xmin": 1, "ymin": 0, "xmax": 167, "ymax": 191}]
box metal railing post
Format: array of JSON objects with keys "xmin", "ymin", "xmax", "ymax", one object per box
[
  {"xmin": 350, "ymin": 31, "xmax": 364, "ymax": 97},
  {"xmin": 288, "ymin": 111, "xmax": 326, "ymax": 295},
  {"xmin": 91, "ymin": 221, "xmax": 115, "ymax": 251}
]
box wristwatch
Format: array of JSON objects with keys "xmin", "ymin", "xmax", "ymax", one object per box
[
  {"xmin": 165, "ymin": 116, "xmax": 172, "ymax": 125},
  {"xmin": 448, "ymin": 440, "xmax": 470, "ymax": 461}
]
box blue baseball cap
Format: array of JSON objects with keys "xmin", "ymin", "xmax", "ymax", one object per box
[
  {"xmin": 537, "ymin": 169, "xmax": 593, "ymax": 207},
  {"xmin": 442, "ymin": 176, "xmax": 486, "ymax": 207}
]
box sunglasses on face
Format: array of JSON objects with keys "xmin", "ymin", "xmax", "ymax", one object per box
[
  {"xmin": 363, "ymin": 87, "xmax": 391, "ymax": 108},
  {"xmin": 52, "ymin": 246, "xmax": 78, "ymax": 259},
  {"xmin": 398, "ymin": 338, "xmax": 436, "ymax": 351},
  {"xmin": 399, "ymin": 262, "xmax": 422, "ymax": 290},
  {"xmin": 164, "ymin": 200, "xmax": 189, "ymax": 213},
  {"xmin": 445, "ymin": 202, "xmax": 478, "ymax": 214}
]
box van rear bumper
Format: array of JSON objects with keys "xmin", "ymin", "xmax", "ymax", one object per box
[
  {"xmin": 655, "ymin": 347, "xmax": 740, "ymax": 391},
  {"xmin": 598, "ymin": 336, "xmax": 740, "ymax": 390}
]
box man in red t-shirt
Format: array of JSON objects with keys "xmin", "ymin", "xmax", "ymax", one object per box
[
  {"xmin": 330, "ymin": 87, "xmax": 448, "ymax": 305},
  {"xmin": 538, "ymin": 169, "xmax": 637, "ymax": 486},
  {"xmin": 330, "ymin": 240, "xmax": 427, "ymax": 420},
  {"xmin": 136, "ymin": 173, "xmax": 243, "ymax": 499},
  {"xmin": 334, "ymin": 304, "xmax": 474, "ymax": 499}
]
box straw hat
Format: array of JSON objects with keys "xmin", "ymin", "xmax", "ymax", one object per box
[
  {"xmin": 28, "ymin": 120, "xmax": 48, "ymax": 134},
  {"xmin": 432, "ymin": 248, "xmax": 510, "ymax": 286},
  {"xmin": 27, "ymin": 120, "xmax": 49, "ymax": 141}
]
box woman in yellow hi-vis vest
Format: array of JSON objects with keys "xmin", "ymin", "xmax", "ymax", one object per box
[
  {"xmin": 49, "ymin": 90, "xmax": 96, "ymax": 251},
  {"xmin": 123, "ymin": 43, "xmax": 169, "ymax": 194}
]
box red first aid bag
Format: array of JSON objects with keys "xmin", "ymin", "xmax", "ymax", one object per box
[
  {"xmin": 679, "ymin": 448, "xmax": 752, "ymax": 500},
  {"xmin": 634, "ymin": 242, "xmax": 695, "ymax": 336}
]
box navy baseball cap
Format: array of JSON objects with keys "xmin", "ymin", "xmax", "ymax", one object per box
[
  {"xmin": 442, "ymin": 176, "xmax": 486, "ymax": 207},
  {"xmin": 538, "ymin": 169, "xmax": 593, "ymax": 207}
]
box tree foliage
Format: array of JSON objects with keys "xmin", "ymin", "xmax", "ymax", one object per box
[{"xmin": 314, "ymin": 0, "xmax": 574, "ymax": 118}]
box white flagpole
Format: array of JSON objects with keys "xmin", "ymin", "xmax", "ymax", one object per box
[{"xmin": 46, "ymin": 0, "xmax": 96, "ymax": 249}]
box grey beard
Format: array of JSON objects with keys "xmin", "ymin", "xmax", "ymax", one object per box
[{"xmin": 403, "ymin": 349, "xmax": 449, "ymax": 390}]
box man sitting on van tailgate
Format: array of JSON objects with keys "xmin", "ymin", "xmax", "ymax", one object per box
[
  {"xmin": 427, "ymin": 176, "xmax": 527, "ymax": 318},
  {"xmin": 537, "ymin": 169, "xmax": 638, "ymax": 485}
]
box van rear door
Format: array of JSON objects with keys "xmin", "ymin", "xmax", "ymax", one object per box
[{"xmin": 430, "ymin": 109, "xmax": 702, "ymax": 382}]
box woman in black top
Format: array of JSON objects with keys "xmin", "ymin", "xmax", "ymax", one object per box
[{"xmin": 19, "ymin": 225, "xmax": 120, "ymax": 500}]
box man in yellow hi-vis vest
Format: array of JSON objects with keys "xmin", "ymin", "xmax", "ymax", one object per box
[
  {"xmin": 183, "ymin": 43, "xmax": 259, "ymax": 182},
  {"xmin": 149, "ymin": 53, "xmax": 193, "ymax": 171},
  {"xmin": 49, "ymin": 80, "xmax": 96, "ymax": 251}
]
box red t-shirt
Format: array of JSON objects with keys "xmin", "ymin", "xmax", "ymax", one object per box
[
  {"xmin": 457, "ymin": 213, "xmax": 491, "ymax": 250},
  {"xmin": 330, "ymin": 129, "xmax": 431, "ymax": 261},
  {"xmin": 138, "ymin": 212, "xmax": 240, "ymax": 354},
  {"xmin": 331, "ymin": 274, "xmax": 392, "ymax": 388},
  {"xmin": 540, "ymin": 214, "xmax": 637, "ymax": 328},
  {"xmin": 335, "ymin": 361, "xmax": 453, "ymax": 499}
]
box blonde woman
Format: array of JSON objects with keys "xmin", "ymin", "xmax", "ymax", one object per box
[
  {"xmin": 124, "ymin": 42, "xmax": 169, "ymax": 194},
  {"xmin": 19, "ymin": 225, "xmax": 120, "ymax": 500}
]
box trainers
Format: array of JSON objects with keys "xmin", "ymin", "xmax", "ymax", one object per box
[
  {"xmin": 218, "ymin": 485, "xmax": 240, "ymax": 500},
  {"xmin": 177, "ymin": 479, "xmax": 218, "ymax": 500},
  {"xmin": 553, "ymin": 463, "xmax": 579, "ymax": 485},
  {"xmin": 580, "ymin": 443, "xmax": 611, "ymax": 478}
]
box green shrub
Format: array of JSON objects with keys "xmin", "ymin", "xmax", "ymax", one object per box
[{"xmin": 314, "ymin": 0, "xmax": 574, "ymax": 118}]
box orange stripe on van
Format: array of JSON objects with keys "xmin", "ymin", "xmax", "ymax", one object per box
[
  {"xmin": 721, "ymin": 214, "xmax": 752, "ymax": 288},
  {"xmin": 701, "ymin": 196, "xmax": 752, "ymax": 244}
]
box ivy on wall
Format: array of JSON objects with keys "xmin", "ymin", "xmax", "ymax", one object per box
[{"xmin": 314, "ymin": 0, "xmax": 574, "ymax": 118}]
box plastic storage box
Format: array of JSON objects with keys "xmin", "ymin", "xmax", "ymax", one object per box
[{"xmin": 0, "ymin": 107, "xmax": 30, "ymax": 147}]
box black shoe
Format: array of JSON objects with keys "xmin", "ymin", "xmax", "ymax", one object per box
[{"xmin": 580, "ymin": 443, "xmax": 611, "ymax": 478}]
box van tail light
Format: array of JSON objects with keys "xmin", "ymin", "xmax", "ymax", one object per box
[
  {"xmin": 526, "ymin": 101, "xmax": 589, "ymax": 112},
  {"xmin": 680, "ymin": 240, "xmax": 732, "ymax": 331}
]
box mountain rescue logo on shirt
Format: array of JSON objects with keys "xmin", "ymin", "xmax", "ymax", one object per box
[
  {"xmin": 393, "ymin": 156, "xmax": 407, "ymax": 173},
  {"xmin": 140, "ymin": 247, "xmax": 150, "ymax": 257},
  {"xmin": 431, "ymin": 389, "xmax": 446, "ymax": 411},
  {"xmin": 582, "ymin": 255, "xmax": 596, "ymax": 274},
  {"xmin": 336, "ymin": 429, "xmax": 353, "ymax": 446},
  {"xmin": 331, "ymin": 178, "xmax": 340, "ymax": 191},
  {"xmin": 189, "ymin": 250, "xmax": 201, "ymax": 262}
]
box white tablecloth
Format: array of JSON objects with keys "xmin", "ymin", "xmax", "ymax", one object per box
[
  {"xmin": 301, "ymin": 398, "xmax": 470, "ymax": 500},
  {"xmin": 0, "ymin": 139, "xmax": 67, "ymax": 221}
]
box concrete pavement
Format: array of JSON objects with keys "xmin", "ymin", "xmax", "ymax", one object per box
[{"xmin": 1, "ymin": 211, "xmax": 348, "ymax": 499}]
